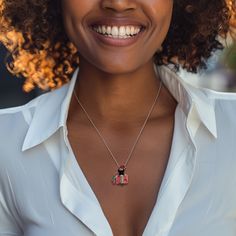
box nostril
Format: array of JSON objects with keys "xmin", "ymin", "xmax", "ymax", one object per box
[
  {"xmin": 104, "ymin": 6, "xmax": 134, "ymax": 13},
  {"xmin": 104, "ymin": 6, "xmax": 119, "ymax": 13},
  {"xmin": 101, "ymin": 0, "xmax": 137, "ymax": 13}
]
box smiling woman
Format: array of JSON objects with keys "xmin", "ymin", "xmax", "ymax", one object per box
[
  {"xmin": 0, "ymin": 0, "xmax": 233, "ymax": 91},
  {"xmin": 0, "ymin": 1, "xmax": 236, "ymax": 236}
]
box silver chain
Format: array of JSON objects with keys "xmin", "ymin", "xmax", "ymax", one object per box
[{"xmin": 73, "ymin": 81, "xmax": 162, "ymax": 169}]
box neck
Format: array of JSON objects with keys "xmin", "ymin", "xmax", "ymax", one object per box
[{"xmin": 71, "ymin": 59, "xmax": 163, "ymax": 126}]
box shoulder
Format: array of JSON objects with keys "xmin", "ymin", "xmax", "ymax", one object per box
[
  {"xmin": 0, "ymin": 84, "xmax": 66, "ymax": 163},
  {"xmin": 0, "ymin": 92, "xmax": 43, "ymax": 134},
  {"xmin": 0, "ymin": 91, "xmax": 42, "ymax": 115},
  {"xmin": 0, "ymin": 89, "xmax": 54, "ymax": 123},
  {"xmin": 184, "ymin": 83, "xmax": 236, "ymax": 142},
  {"xmin": 176, "ymin": 56, "xmax": 236, "ymax": 115},
  {"xmin": 0, "ymin": 94, "xmax": 44, "ymax": 166},
  {"xmin": 205, "ymin": 89, "xmax": 236, "ymax": 128},
  {"xmin": 174, "ymin": 58, "xmax": 236, "ymax": 140},
  {"xmin": 193, "ymin": 84, "xmax": 236, "ymax": 113},
  {"xmin": 186, "ymin": 79, "xmax": 236, "ymax": 116}
]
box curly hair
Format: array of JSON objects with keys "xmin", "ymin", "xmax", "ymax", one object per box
[{"xmin": 0, "ymin": 0, "xmax": 235, "ymax": 92}]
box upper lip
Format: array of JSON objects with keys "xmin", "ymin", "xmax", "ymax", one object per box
[{"xmin": 88, "ymin": 17, "xmax": 147, "ymax": 28}]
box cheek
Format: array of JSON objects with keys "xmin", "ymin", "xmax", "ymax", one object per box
[
  {"xmin": 62, "ymin": 0, "xmax": 92, "ymax": 17},
  {"xmin": 147, "ymin": 0, "xmax": 173, "ymax": 16},
  {"xmin": 146, "ymin": 0, "xmax": 173, "ymax": 46},
  {"xmin": 61, "ymin": 0, "xmax": 92, "ymax": 41},
  {"xmin": 146, "ymin": 0, "xmax": 173, "ymax": 28}
]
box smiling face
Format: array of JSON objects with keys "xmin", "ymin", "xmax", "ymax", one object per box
[{"xmin": 62, "ymin": 0, "xmax": 173, "ymax": 75}]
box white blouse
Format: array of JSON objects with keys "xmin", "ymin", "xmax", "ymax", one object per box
[{"xmin": 1, "ymin": 64, "xmax": 236, "ymax": 236}]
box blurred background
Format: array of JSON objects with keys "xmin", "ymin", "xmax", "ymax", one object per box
[{"xmin": 0, "ymin": 43, "xmax": 41, "ymax": 109}]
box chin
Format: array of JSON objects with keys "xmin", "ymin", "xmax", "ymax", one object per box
[
  {"xmin": 90, "ymin": 57, "xmax": 145, "ymax": 76},
  {"xmin": 102, "ymin": 65, "xmax": 144, "ymax": 76},
  {"xmin": 98, "ymin": 65, "xmax": 137, "ymax": 75}
]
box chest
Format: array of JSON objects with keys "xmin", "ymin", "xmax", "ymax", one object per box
[
  {"xmin": 13, "ymin": 111, "xmax": 236, "ymax": 236},
  {"xmin": 67, "ymin": 116, "xmax": 175, "ymax": 236}
]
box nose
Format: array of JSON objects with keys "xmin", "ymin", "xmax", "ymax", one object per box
[{"xmin": 101, "ymin": 0, "xmax": 137, "ymax": 13}]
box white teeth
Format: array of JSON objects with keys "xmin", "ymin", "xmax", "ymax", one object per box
[
  {"xmin": 93, "ymin": 25, "xmax": 142, "ymax": 38},
  {"xmin": 125, "ymin": 26, "xmax": 131, "ymax": 35},
  {"xmin": 102, "ymin": 25, "xmax": 106, "ymax": 34},
  {"xmin": 98, "ymin": 26, "xmax": 102, "ymax": 33},
  {"xmin": 135, "ymin": 28, "xmax": 139, "ymax": 34},
  {"xmin": 130, "ymin": 26, "xmax": 135, "ymax": 35},
  {"xmin": 119, "ymin": 26, "xmax": 126, "ymax": 36},
  {"xmin": 107, "ymin": 26, "xmax": 112, "ymax": 34},
  {"xmin": 111, "ymin": 26, "xmax": 119, "ymax": 36}
]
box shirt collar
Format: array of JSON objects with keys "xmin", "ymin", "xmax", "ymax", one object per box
[
  {"xmin": 157, "ymin": 65, "xmax": 217, "ymax": 139},
  {"xmin": 22, "ymin": 65, "xmax": 217, "ymax": 152},
  {"xmin": 22, "ymin": 68, "xmax": 79, "ymax": 151}
]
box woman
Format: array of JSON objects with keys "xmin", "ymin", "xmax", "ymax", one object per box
[{"xmin": 0, "ymin": 0, "xmax": 235, "ymax": 235}]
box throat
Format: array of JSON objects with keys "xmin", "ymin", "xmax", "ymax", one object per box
[{"xmin": 73, "ymin": 72, "xmax": 162, "ymax": 124}]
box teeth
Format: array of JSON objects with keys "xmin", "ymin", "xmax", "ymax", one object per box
[
  {"xmin": 130, "ymin": 26, "xmax": 135, "ymax": 35},
  {"xmin": 93, "ymin": 25, "xmax": 142, "ymax": 38},
  {"xmin": 126, "ymin": 26, "xmax": 131, "ymax": 35},
  {"xmin": 107, "ymin": 26, "xmax": 112, "ymax": 34},
  {"xmin": 102, "ymin": 25, "xmax": 106, "ymax": 34},
  {"xmin": 98, "ymin": 26, "xmax": 102, "ymax": 33},
  {"xmin": 119, "ymin": 26, "xmax": 126, "ymax": 36},
  {"xmin": 111, "ymin": 26, "xmax": 119, "ymax": 36}
]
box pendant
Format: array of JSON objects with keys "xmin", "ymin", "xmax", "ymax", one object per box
[{"xmin": 112, "ymin": 165, "xmax": 129, "ymax": 185}]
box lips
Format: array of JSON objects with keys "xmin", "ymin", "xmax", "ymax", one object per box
[
  {"xmin": 88, "ymin": 17, "xmax": 147, "ymax": 46},
  {"xmin": 88, "ymin": 17, "xmax": 147, "ymax": 28}
]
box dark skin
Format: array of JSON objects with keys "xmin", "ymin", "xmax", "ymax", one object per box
[{"xmin": 63, "ymin": 0, "xmax": 177, "ymax": 235}]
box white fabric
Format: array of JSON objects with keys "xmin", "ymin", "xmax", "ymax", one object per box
[{"xmin": 1, "ymin": 64, "xmax": 236, "ymax": 236}]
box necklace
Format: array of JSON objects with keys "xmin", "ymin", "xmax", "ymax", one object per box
[{"xmin": 73, "ymin": 80, "xmax": 162, "ymax": 186}]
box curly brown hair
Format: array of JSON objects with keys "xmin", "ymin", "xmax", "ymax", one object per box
[{"xmin": 0, "ymin": 0, "xmax": 235, "ymax": 92}]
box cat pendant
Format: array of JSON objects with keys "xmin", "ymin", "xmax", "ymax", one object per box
[{"xmin": 112, "ymin": 165, "xmax": 129, "ymax": 185}]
